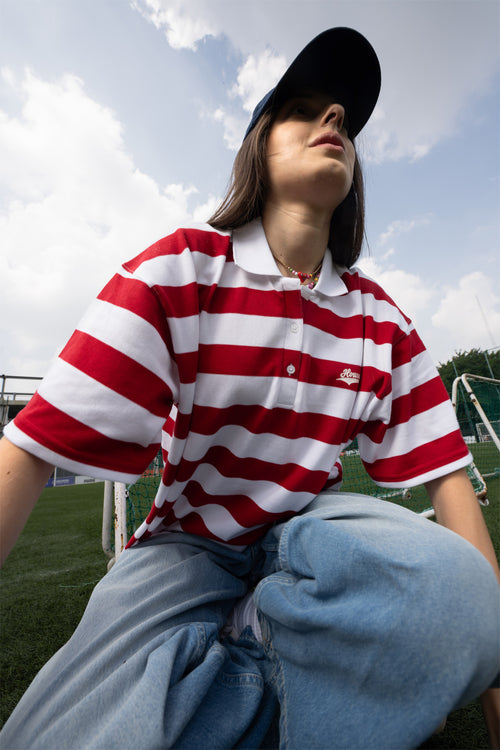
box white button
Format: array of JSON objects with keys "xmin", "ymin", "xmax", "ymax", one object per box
[
  {"xmin": 286, "ymin": 364, "xmax": 296, "ymax": 375},
  {"xmin": 290, "ymin": 323, "xmax": 299, "ymax": 333}
]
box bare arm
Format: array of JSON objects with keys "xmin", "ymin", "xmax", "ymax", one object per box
[
  {"xmin": 0, "ymin": 436, "xmax": 54, "ymax": 567},
  {"xmin": 425, "ymin": 468, "xmax": 500, "ymax": 749},
  {"xmin": 425, "ymin": 467, "xmax": 499, "ymax": 585}
]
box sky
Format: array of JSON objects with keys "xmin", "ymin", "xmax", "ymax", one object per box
[{"xmin": 1, "ymin": 0, "xmax": 499, "ymax": 397}]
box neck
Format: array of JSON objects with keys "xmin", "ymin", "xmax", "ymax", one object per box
[{"xmin": 261, "ymin": 202, "xmax": 331, "ymax": 275}]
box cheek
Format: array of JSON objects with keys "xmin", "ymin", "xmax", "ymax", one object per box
[
  {"xmin": 346, "ymin": 145, "xmax": 356, "ymax": 177},
  {"xmin": 339, "ymin": 148, "xmax": 356, "ymax": 202},
  {"xmin": 267, "ymin": 135, "xmax": 295, "ymax": 163},
  {"xmin": 266, "ymin": 135, "xmax": 298, "ymax": 189}
]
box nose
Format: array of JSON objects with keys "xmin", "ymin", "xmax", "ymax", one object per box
[{"xmin": 322, "ymin": 103, "xmax": 346, "ymax": 132}]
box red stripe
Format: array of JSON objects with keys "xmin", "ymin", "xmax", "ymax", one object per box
[
  {"xmin": 152, "ymin": 282, "xmax": 200, "ymax": 319},
  {"xmin": 59, "ymin": 332, "xmax": 173, "ymax": 418},
  {"xmin": 126, "ymin": 528, "xmax": 152, "ymax": 547},
  {"xmin": 389, "ymin": 376, "xmax": 449, "ymax": 428},
  {"xmin": 341, "ymin": 269, "xmax": 412, "ymax": 325},
  {"xmin": 392, "ymin": 328, "xmax": 426, "ymax": 369},
  {"xmin": 197, "ymin": 343, "xmax": 389, "ymax": 392},
  {"xmin": 123, "ymin": 228, "xmax": 231, "ymax": 273},
  {"xmin": 152, "ymin": 283, "xmax": 294, "ymax": 320},
  {"xmin": 177, "ymin": 480, "xmax": 288, "ymax": 528},
  {"xmin": 97, "ymin": 274, "xmax": 175, "ymax": 358},
  {"xmin": 190, "ymin": 402, "xmax": 348, "ymax": 443},
  {"xmin": 362, "ymin": 377, "xmax": 451, "ymax": 444},
  {"xmin": 201, "ymin": 285, "xmax": 287, "ymax": 317},
  {"xmin": 15, "ymin": 393, "xmax": 159, "ymax": 475},
  {"xmin": 175, "ymin": 445, "xmax": 329, "ymax": 492},
  {"xmin": 175, "ymin": 350, "xmax": 200, "ymax": 384},
  {"xmin": 198, "ymin": 343, "xmax": 283, "ymax": 377},
  {"xmin": 143, "ymin": 498, "xmax": 176, "ymax": 521},
  {"xmin": 303, "ymin": 299, "xmax": 399, "ymax": 344},
  {"xmin": 307, "ymin": 356, "xmax": 390, "ymax": 392},
  {"xmin": 176, "ymin": 512, "xmax": 277, "ymax": 546},
  {"xmin": 365, "ymin": 432, "xmax": 469, "ymax": 484}
]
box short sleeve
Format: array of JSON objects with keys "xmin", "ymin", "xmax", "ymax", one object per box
[
  {"xmin": 357, "ymin": 325, "xmax": 471, "ymax": 487},
  {"xmin": 5, "ymin": 268, "xmax": 177, "ymax": 483}
]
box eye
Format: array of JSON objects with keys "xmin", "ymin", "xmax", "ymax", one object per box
[
  {"xmin": 285, "ymin": 99, "xmax": 314, "ymax": 118},
  {"xmin": 291, "ymin": 104, "xmax": 307, "ymax": 115}
]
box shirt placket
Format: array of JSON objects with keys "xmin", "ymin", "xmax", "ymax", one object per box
[{"xmin": 277, "ymin": 281, "xmax": 304, "ymax": 408}]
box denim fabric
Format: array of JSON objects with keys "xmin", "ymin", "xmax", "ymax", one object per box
[
  {"xmin": 0, "ymin": 533, "xmax": 277, "ymax": 749},
  {"xmin": 1, "ymin": 493, "xmax": 499, "ymax": 750},
  {"xmin": 256, "ymin": 493, "xmax": 500, "ymax": 749}
]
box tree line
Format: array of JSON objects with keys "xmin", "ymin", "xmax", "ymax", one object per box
[{"xmin": 437, "ymin": 348, "xmax": 500, "ymax": 397}]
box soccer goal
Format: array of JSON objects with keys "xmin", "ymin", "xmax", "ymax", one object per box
[
  {"xmin": 102, "ymin": 455, "xmax": 165, "ymax": 568},
  {"xmin": 452, "ymin": 374, "xmax": 500, "ymax": 471}
]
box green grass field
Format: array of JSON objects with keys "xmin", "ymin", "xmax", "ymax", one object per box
[{"xmin": 1, "ymin": 477, "xmax": 499, "ymax": 746}]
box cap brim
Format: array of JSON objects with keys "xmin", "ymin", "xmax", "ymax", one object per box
[{"xmin": 245, "ymin": 27, "xmax": 381, "ymax": 140}]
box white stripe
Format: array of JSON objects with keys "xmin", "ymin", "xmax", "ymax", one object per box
[
  {"xmin": 183, "ymin": 424, "xmax": 335, "ymax": 470},
  {"xmin": 135, "ymin": 243, "xmax": 228, "ymax": 290},
  {"xmin": 191, "ymin": 248, "xmax": 228, "ymax": 286},
  {"xmin": 77, "ymin": 296, "xmax": 180, "ymax": 391},
  {"xmin": 193, "ymin": 372, "xmax": 381, "ymax": 422},
  {"xmin": 38, "ymin": 359, "xmax": 164, "ymax": 447},
  {"xmin": 359, "ymin": 401, "xmax": 462, "ymax": 462},
  {"xmin": 309, "ymin": 274, "xmax": 409, "ymax": 328},
  {"xmin": 303, "ymin": 323, "xmax": 394, "ymax": 369},
  {"xmin": 133, "ymin": 246, "xmax": 195, "ymax": 287},
  {"xmin": 168, "ymin": 463, "xmax": 313, "ymax": 515},
  {"xmin": 172, "ymin": 495, "xmax": 249, "ymax": 539},
  {"xmin": 391, "ymin": 349, "xmax": 439, "ymax": 400},
  {"xmin": 199, "ymin": 311, "xmax": 300, "ymax": 349}
]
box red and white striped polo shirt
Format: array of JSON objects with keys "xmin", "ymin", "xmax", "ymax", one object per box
[{"xmin": 6, "ymin": 219, "xmax": 470, "ymax": 547}]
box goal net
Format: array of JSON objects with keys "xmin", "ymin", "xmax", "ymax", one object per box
[
  {"xmin": 452, "ymin": 374, "xmax": 500, "ymax": 477},
  {"xmin": 477, "ymin": 421, "xmax": 500, "ymax": 442}
]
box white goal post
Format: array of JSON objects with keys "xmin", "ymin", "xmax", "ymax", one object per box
[{"xmin": 452, "ymin": 373, "xmax": 500, "ymax": 452}]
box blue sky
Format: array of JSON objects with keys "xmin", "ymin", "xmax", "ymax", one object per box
[{"xmin": 1, "ymin": 0, "xmax": 499, "ymax": 393}]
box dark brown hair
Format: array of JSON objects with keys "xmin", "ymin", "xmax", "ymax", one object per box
[{"xmin": 209, "ymin": 107, "xmax": 366, "ymax": 268}]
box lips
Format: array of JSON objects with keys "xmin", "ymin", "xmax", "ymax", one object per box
[{"xmin": 309, "ymin": 132, "xmax": 345, "ymax": 150}]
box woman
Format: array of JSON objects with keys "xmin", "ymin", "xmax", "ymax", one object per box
[{"xmin": 1, "ymin": 27, "xmax": 499, "ymax": 749}]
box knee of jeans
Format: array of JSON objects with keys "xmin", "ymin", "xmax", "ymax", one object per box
[{"xmin": 267, "ymin": 513, "xmax": 499, "ymax": 639}]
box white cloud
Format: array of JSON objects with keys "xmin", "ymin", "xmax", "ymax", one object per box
[
  {"xmin": 231, "ymin": 50, "xmax": 287, "ymax": 113},
  {"xmin": 432, "ymin": 272, "xmax": 500, "ymax": 353},
  {"xmin": 192, "ymin": 194, "xmax": 220, "ymax": 222},
  {"xmin": 356, "ymin": 258, "xmax": 500, "ymax": 365},
  {"xmin": 210, "ymin": 107, "xmax": 247, "ymax": 151},
  {"xmin": 357, "ymin": 257, "xmax": 435, "ymax": 323},
  {"xmin": 377, "ymin": 216, "xmax": 431, "ymax": 249},
  {"xmin": 0, "ymin": 69, "xmax": 208, "ymax": 375},
  {"xmin": 208, "ymin": 50, "xmax": 287, "ymax": 150},
  {"xmin": 130, "ymin": 0, "xmax": 217, "ymax": 50},
  {"xmin": 360, "ymin": 4, "xmax": 500, "ymax": 163}
]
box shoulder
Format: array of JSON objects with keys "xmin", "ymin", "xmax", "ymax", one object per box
[
  {"xmin": 122, "ymin": 223, "xmax": 232, "ymax": 276},
  {"xmin": 337, "ymin": 264, "xmax": 413, "ymax": 329}
]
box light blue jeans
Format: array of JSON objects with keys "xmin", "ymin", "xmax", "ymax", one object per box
[{"xmin": 1, "ymin": 493, "xmax": 499, "ymax": 749}]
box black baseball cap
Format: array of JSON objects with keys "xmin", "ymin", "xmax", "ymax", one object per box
[{"xmin": 244, "ymin": 27, "xmax": 381, "ymax": 140}]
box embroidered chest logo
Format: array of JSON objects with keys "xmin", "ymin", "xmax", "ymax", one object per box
[{"xmin": 337, "ymin": 368, "xmax": 361, "ymax": 386}]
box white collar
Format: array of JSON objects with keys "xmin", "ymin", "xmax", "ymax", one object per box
[{"xmin": 232, "ymin": 218, "xmax": 348, "ymax": 298}]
